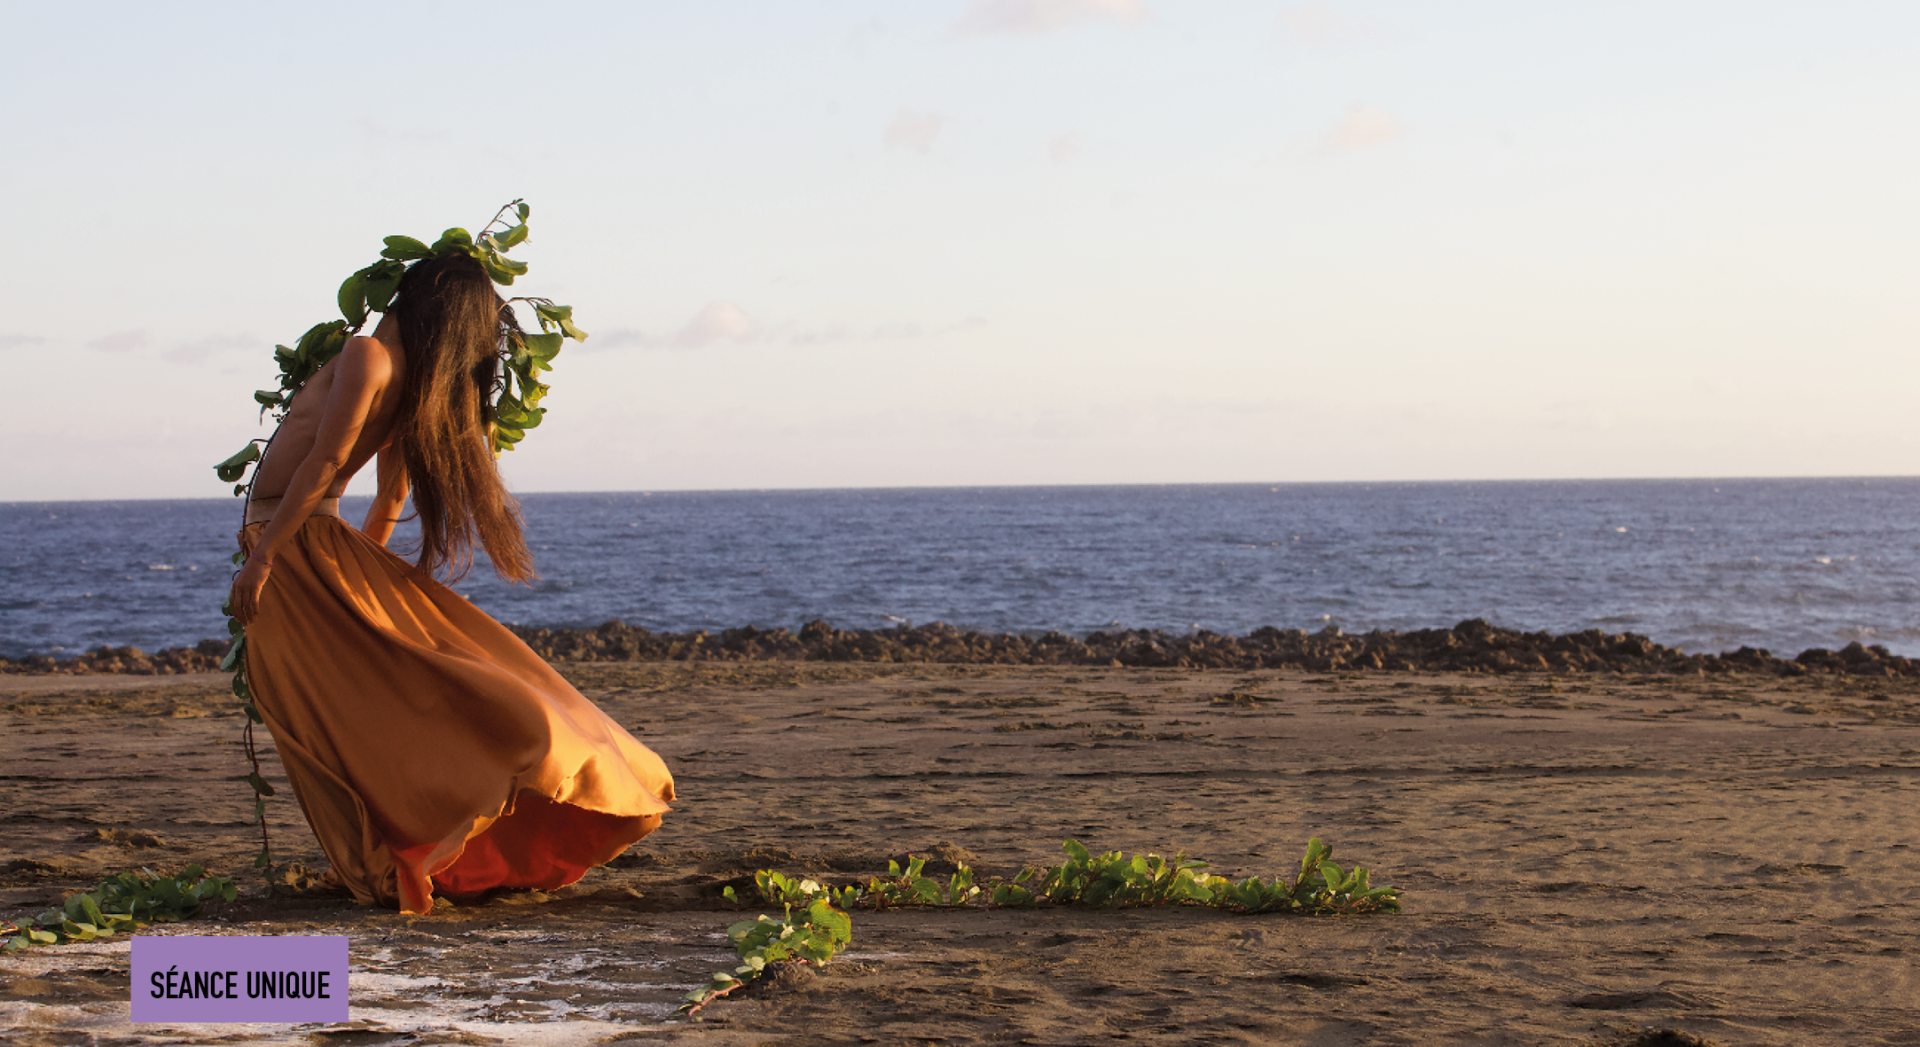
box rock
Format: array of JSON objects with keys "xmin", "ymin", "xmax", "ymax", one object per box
[{"xmin": 7, "ymin": 618, "xmax": 1909, "ymax": 680}]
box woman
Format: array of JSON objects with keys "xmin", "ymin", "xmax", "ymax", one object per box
[{"xmin": 228, "ymin": 252, "xmax": 673, "ymax": 914}]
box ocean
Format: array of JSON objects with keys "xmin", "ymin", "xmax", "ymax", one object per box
[{"xmin": 4, "ymin": 478, "xmax": 1918, "ymax": 660}]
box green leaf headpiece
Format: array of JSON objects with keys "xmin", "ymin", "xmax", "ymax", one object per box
[{"xmin": 214, "ymin": 199, "xmax": 584, "ymax": 491}]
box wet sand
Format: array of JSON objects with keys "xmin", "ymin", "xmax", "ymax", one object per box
[{"xmin": 4, "ymin": 663, "xmax": 1918, "ymax": 1045}]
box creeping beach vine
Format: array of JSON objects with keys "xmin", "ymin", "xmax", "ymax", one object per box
[
  {"xmin": 2, "ymin": 867, "xmax": 237, "ymax": 953},
  {"xmin": 214, "ymin": 200, "xmax": 587, "ymax": 888},
  {"xmin": 681, "ymin": 837, "xmax": 1400, "ymax": 1016}
]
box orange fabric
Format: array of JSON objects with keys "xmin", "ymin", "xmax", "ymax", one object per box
[{"xmin": 239, "ymin": 516, "xmax": 673, "ymax": 914}]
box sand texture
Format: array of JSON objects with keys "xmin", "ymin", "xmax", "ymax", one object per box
[{"xmin": 3, "ymin": 662, "xmax": 1918, "ymax": 1045}]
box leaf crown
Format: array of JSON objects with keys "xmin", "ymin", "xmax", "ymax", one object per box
[{"xmin": 215, "ymin": 198, "xmax": 585, "ymax": 490}]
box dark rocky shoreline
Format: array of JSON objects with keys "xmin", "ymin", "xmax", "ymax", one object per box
[{"xmin": 4, "ymin": 620, "xmax": 1916, "ymax": 678}]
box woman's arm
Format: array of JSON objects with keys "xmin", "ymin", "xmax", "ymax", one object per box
[
  {"xmin": 361, "ymin": 446, "xmax": 410, "ymax": 546},
  {"xmin": 227, "ymin": 337, "xmax": 394, "ymax": 625}
]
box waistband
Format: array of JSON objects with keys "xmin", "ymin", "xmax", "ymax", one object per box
[{"xmin": 245, "ymin": 496, "xmax": 342, "ymax": 526}]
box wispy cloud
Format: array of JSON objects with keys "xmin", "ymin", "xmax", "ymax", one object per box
[
  {"xmin": 585, "ymin": 302, "xmax": 761, "ymax": 351},
  {"xmin": 0, "ymin": 334, "xmax": 46, "ymax": 350},
  {"xmin": 1318, "ymin": 105, "xmax": 1403, "ymax": 155},
  {"xmin": 584, "ymin": 329, "xmax": 654, "ymax": 352},
  {"xmin": 883, "ymin": 109, "xmax": 950, "ymax": 153},
  {"xmin": 675, "ymin": 301, "xmax": 762, "ymax": 348},
  {"xmin": 162, "ymin": 334, "xmax": 258, "ymax": 364},
  {"xmin": 1047, "ymin": 131, "xmax": 1083, "ymax": 165},
  {"xmin": 786, "ymin": 316, "xmax": 988, "ymax": 346},
  {"xmin": 89, "ymin": 330, "xmax": 148, "ymax": 353},
  {"xmin": 955, "ymin": 0, "xmax": 1152, "ymax": 37}
]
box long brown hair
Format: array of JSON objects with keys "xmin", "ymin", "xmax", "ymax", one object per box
[{"xmin": 390, "ymin": 252, "xmax": 536, "ymax": 583}]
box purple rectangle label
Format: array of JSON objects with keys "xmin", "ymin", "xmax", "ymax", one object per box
[{"xmin": 132, "ymin": 935, "xmax": 348, "ymax": 1023}]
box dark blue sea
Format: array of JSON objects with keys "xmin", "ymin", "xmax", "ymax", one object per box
[{"xmin": 5, "ymin": 479, "xmax": 1919, "ymax": 660}]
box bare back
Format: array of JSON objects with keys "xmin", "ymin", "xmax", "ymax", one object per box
[{"xmin": 250, "ymin": 312, "xmax": 408, "ymax": 500}]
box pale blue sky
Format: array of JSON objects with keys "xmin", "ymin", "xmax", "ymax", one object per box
[{"xmin": 7, "ymin": 1, "xmax": 1918, "ymax": 499}]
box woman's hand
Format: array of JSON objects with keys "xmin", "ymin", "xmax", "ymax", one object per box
[{"xmin": 228, "ymin": 557, "xmax": 273, "ymax": 627}]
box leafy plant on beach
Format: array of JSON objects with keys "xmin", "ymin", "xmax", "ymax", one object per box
[
  {"xmin": 776, "ymin": 837, "xmax": 1398, "ymax": 916},
  {"xmin": 214, "ymin": 200, "xmax": 587, "ymax": 890},
  {"xmin": 727, "ymin": 869, "xmax": 864, "ymax": 911},
  {"xmin": 868, "ymin": 854, "xmax": 985, "ymax": 908},
  {"xmin": 2, "ymin": 866, "xmax": 237, "ymax": 953},
  {"xmin": 681, "ymin": 837, "xmax": 1400, "ymax": 1017},
  {"xmin": 681, "ymin": 896, "xmax": 854, "ymax": 1016}
]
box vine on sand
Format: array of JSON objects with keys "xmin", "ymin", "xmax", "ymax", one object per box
[
  {"xmin": 212, "ymin": 200, "xmax": 586, "ymax": 889},
  {"xmin": 2, "ymin": 867, "xmax": 238, "ymax": 953},
  {"xmin": 681, "ymin": 836, "xmax": 1400, "ymax": 1017}
]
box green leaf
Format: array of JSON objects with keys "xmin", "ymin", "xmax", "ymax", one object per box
[
  {"xmin": 430, "ymin": 227, "xmax": 474, "ymax": 253},
  {"xmin": 493, "ymin": 222, "xmax": 529, "ymax": 250},
  {"xmin": 534, "ymin": 303, "xmax": 572, "ymax": 324},
  {"xmin": 478, "ymin": 253, "xmax": 518, "ymax": 286},
  {"xmin": 381, "ymin": 235, "xmax": 433, "ymax": 261},
  {"xmin": 1063, "ymin": 840, "xmax": 1092, "ymax": 864},
  {"xmin": 293, "ymin": 321, "xmax": 339, "ymax": 360},
  {"xmin": 252, "ymin": 796, "xmax": 266, "ymax": 825},
  {"xmin": 316, "ymin": 327, "xmax": 349, "ymax": 365},
  {"xmin": 337, "ymin": 271, "xmax": 368, "ymax": 327},
  {"xmin": 365, "ymin": 266, "xmax": 404, "ymax": 313},
  {"xmin": 558, "ymin": 318, "xmax": 588, "ymax": 342},
  {"xmin": 492, "ymin": 423, "xmax": 527, "ymax": 454},
  {"xmin": 475, "ymin": 249, "xmax": 529, "ymax": 285},
  {"xmin": 493, "ymin": 393, "xmax": 538, "ymax": 430},
  {"xmin": 522, "ymin": 332, "xmax": 564, "ymax": 367},
  {"xmin": 214, "ymin": 442, "xmax": 262, "ymax": 483},
  {"xmin": 253, "ymin": 390, "xmax": 285, "ymax": 408},
  {"xmin": 218, "ymin": 636, "xmax": 245, "ymax": 673},
  {"xmin": 246, "ymin": 771, "xmax": 276, "ymax": 797},
  {"xmin": 516, "ymin": 202, "xmax": 530, "ymax": 221}
]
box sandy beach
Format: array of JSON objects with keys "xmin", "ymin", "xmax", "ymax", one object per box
[{"xmin": 4, "ymin": 661, "xmax": 1918, "ymax": 1045}]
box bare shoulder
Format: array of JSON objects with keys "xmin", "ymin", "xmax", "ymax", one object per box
[{"xmin": 336, "ymin": 333, "xmax": 401, "ymax": 387}]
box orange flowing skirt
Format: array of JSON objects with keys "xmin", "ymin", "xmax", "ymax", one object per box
[{"xmin": 239, "ymin": 515, "xmax": 673, "ymax": 914}]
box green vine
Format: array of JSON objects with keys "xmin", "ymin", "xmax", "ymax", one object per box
[
  {"xmin": 682, "ymin": 837, "xmax": 1400, "ymax": 1016},
  {"xmin": 2, "ymin": 867, "xmax": 237, "ymax": 953},
  {"xmin": 212, "ymin": 200, "xmax": 586, "ymax": 890}
]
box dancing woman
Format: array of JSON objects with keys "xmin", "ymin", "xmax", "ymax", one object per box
[{"xmin": 227, "ymin": 251, "xmax": 673, "ymax": 914}]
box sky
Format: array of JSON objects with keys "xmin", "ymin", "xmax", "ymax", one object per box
[{"xmin": 6, "ymin": 0, "xmax": 1919, "ymax": 500}]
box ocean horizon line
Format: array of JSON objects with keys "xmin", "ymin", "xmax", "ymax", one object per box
[{"xmin": 9, "ymin": 472, "xmax": 1920, "ymax": 507}]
